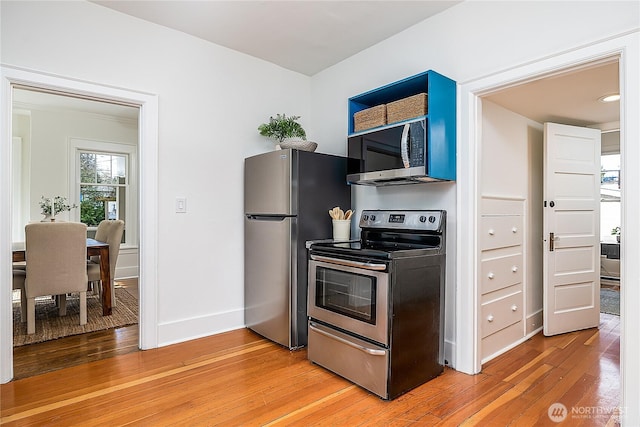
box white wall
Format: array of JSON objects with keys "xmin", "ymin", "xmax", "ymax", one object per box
[
  {"xmin": 19, "ymin": 108, "xmax": 138, "ymax": 222},
  {"xmin": 481, "ymin": 101, "xmax": 535, "ymax": 198},
  {"xmin": 1, "ymin": 0, "xmax": 311, "ymax": 345},
  {"xmin": 11, "ymin": 114, "xmax": 30, "ymax": 241}
]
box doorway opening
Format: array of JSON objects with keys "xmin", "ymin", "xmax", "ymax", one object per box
[
  {"xmin": 11, "ymin": 87, "xmax": 141, "ymax": 378},
  {"xmin": 477, "ymin": 57, "xmax": 621, "ymax": 361},
  {"xmin": 455, "ymin": 33, "xmax": 639, "ymax": 419},
  {"xmin": 1, "ymin": 65, "xmax": 159, "ymax": 384}
]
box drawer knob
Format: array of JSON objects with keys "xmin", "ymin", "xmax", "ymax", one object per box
[
  {"xmin": 511, "ymin": 305, "xmax": 518, "ymax": 312},
  {"xmin": 487, "ymin": 315, "xmax": 494, "ymax": 322},
  {"xmin": 512, "ymin": 266, "xmax": 518, "ymax": 273},
  {"xmin": 488, "ymin": 229, "xmax": 495, "ymax": 236},
  {"xmin": 512, "ymin": 227, "xmax": 518, "ymax": 233},
  {"xmin": 488, "ymin": 272, "xmax": 495, "ymax": 279}
]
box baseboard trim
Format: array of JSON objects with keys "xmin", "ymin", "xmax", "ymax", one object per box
[
  {"xmin": 444, "ymin": 339, "xmax": 456, "ymax": 369},
  {"xmin": 157, "ymin": 308, "xmax": 244, "ymax": 347}
]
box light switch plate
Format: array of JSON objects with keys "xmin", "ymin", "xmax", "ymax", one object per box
[{"xmin": 176, "ymin": 197, "xmax": 187, "ymax": 213}]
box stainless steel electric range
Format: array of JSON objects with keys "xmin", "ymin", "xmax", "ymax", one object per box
[{"xmin": 307, "ymin": 209, "xmax": 446, "ymax": 400}]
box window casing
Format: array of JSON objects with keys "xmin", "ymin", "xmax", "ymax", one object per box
[{"xmin": 69, "ymin": 138, "xmax": 137, "ymax": 247}]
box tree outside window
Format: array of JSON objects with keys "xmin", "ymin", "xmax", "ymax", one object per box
[{"xmin": 79, "ymin": 152, "xmax": 127, "ymax": 228}]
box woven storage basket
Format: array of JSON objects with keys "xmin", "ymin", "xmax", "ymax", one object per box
[
  {"xmin": 387, "ymin": 93, "xmax": 428, "ymax": 124},
  {"xmin": 353, "ymin": 104, "xmax": 386, "ymax": 132}
]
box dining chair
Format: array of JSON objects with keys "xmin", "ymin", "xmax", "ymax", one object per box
[
  {"xmin": 12, "ymin": 269, "xmax": 27, "ymax": 322},
  {"xmin": 24, "ymin": 222, "xmax": 88, "ymax": 334},
  {"xmin": 88, "ymin": 219, "xmax": 125, "ymax": 307}
]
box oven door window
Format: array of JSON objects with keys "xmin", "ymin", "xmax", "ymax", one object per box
[{"xmin": 315, "ymin": 266, "xmax": 376, "ymax": 324}]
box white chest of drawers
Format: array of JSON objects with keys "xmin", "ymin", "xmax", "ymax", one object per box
[{"xmin": 480, "ymin": 198, "xmax": 525, "ymax": 361}]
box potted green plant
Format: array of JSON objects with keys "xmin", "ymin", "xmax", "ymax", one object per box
[
  {"xmin": 258, "ymin": 114, "xmax": 317, "ymax": 151},
  {"xmin": 612, "ymin": 226, "xmax": 621, "ymax": 243}
]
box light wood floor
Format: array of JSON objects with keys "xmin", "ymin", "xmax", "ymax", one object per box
[{"xmin": 2, "ymin": 313, "xmax": 620, "ymax": 426}]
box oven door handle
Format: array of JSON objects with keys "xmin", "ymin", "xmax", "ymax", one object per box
[
  {"xmin": 309, "ymin": 322, "xmax": 386, "ymax": 356},
  {"xmin": 310, "ymin": 254, "xmax": 387, "ymax": 271}
]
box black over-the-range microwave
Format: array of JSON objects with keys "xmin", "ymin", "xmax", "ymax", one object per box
[{"xmin": 347, "ymin": 118, "xmax": 456, "ymax": 186}]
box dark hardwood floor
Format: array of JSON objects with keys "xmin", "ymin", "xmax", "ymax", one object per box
[
  {"xmin": 12, "ymin": 324, "xmax": 139, "ymax": 380},
  {"xmin": 12, "ymin": 278, "xmax": 139, "ymax": 380},
  {"xmin": 3, "ymin": 313, "xmax": 620, "ymax": 426}
]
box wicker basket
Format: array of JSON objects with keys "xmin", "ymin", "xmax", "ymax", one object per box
[
  {"xmin": 386, "ymin": 93, "xmax": 428, "ymax": 124},
  {"xmin": 353, "ymin": 104, "xmax": 386, "ymax": 132}
]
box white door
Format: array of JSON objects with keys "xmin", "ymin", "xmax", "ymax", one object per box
[{"xmin": 543, "ymin": 123, "xmax": 601, "ymax": 336}]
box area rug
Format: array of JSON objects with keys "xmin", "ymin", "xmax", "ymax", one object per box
[
  {"xmin": 13, "ymin": 287, "xmax": 138, "ymax": 347},
  {"xmin": 600, "ymin": 288, "xmax": 620, "ymax": 316}
]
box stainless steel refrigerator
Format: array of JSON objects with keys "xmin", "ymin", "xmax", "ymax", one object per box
[{"xmin": 244, "ymin": 149, "xmax": 351, "ymax": 349}]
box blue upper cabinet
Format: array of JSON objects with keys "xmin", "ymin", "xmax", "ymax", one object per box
[{"xmin": 348, "ymin": 70, "xmax": 457, "ymax": 181}]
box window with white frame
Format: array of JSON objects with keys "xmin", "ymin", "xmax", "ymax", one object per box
[
  {"xmin": 69, "ymin": 139, "xmax": 137, "ymax": 246},
  {"xmin": 601, "ymin": 153, "xmax": 621, "ymax": 243},
  {"xmin": 79, "ymin": 151, "xmax": 127, "ymax": 223}
]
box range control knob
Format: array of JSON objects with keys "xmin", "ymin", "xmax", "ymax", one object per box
[
  {"xmin": 362, "ymin": 215, "xmax": 369, "ymax": 221},
  {"xmin": 419, "ymin": 216, "xmax": 427, "ymax": 223},
  {"xmin": 428, "ymin": 215, "xmax": 436, "ymax": 223},
  {"xmin": 370, "ymin": 215, "xmax": 376, "ymax": 221}
]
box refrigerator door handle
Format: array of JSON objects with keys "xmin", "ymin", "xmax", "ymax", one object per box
[{"xmin": 246, "ymin": 214, "xmax": 291, "ymax": 221}]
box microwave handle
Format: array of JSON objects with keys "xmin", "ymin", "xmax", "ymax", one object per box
[{"xmin": 401, "ymin": 123, "xmax": 411, "ymax": 168}]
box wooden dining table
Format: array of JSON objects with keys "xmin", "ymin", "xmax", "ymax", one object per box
[{"xmin": 12, "ymin": 238, "xmax": 112, "ymax": 316}]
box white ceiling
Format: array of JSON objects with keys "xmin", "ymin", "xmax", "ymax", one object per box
[
  {"xmin": 14, "ymin": 1, "xmax": 620, "ymax": 130},
  {"xmin": 92, "ymin": 0, "xmax": 461, "ymax": 76},
  {"xmin": 485, "ymin": 60, "xmax": 620, "ymax": 128},
  {"xmin": 12, "ymin": 88, "xmax": 139, "ymax": 120}
]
